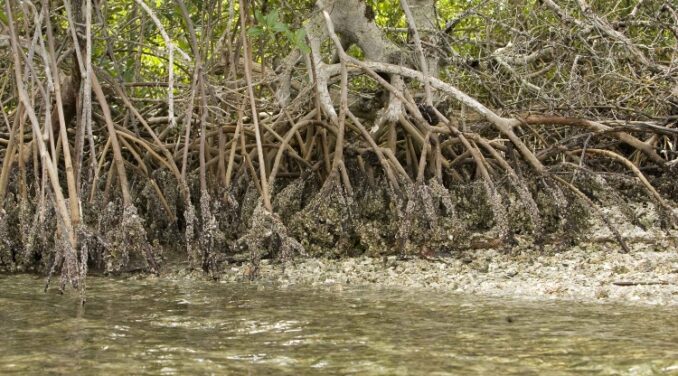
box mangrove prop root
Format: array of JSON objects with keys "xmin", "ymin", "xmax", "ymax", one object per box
[{"xmin": 0, "ymin": 0, "xmax": 676, "ymax": 289}]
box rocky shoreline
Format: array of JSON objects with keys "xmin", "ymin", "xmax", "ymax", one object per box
[
  {"xmin": 198, "ymin": 203, "xmax": 678, "ymax": 306},
  {"xmin": 9, "ymin": 201, "xmax": 677, "ymax": 307},
  {"xmin": 162, "ymin": 216, "xmax": 675, "ymax": 306},
  {"xmin": 207, "ymin": 244, "xmax": 678, "ymax": 306}
]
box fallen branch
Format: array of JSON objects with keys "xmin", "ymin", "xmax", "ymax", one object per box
[{"xmin": 612, "ymin": 281, "xmax": 670, "ymax": 286}]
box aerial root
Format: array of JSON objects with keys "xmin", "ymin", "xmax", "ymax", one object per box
[
  {"xmin": 572, "ymin": 148, "xmax": 677, "ymax": 228},
  {"xmin": 551, "ymin": 175, "xmax": 631, "ymax": 253}
]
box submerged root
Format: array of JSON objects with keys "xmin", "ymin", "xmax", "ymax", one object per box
[
  {"xmin": 290, "ymin": 176, "xmax": 354, "ymax": 256},
  {"xmin": 122, "ymin": 205, "xmax": 159, "ymax": 274},
  {"xmin": 237, "ymin": 203, "xmax": 304, "ymax": 279},
  {"xmin": 482, "ymin": 180, "xmax": 510, "ymax": 243},
  {"xmin": 287, "ymin": 167, "xmax": 655, "ymax": 257},
  {"xmin": 552, "ymin": 174, "xmax": 631, "ymax": 253},
  {"xmin": 216, "ymin": 187, "xmax": 242, "ymax": 242},
  {"xmin": 44, "ymin": 217, "xmax": 81, "ymax": 294},
  {"xmin": 0, "ymin": 209, "xmax": 12, "ymax": 271},
  {"xmin": 140, "ymin": 170, "xmax": 180, "ymax": 244},
  {"xmin": 18, "ymin": 198, "xmax": 32, "ymax": 255},
  {"xmin": 198, "ymin": 190, "xmax": 227, "ymax": 277},
  {"xmin": 353, "ymin": 179, "xmax": 401, "ymax": 256},
  {"xmin": 272, "ymin": 174, "xmax": 318, "ymax": 223},
  {"xmin": 98, "ymin": 203, "xmax": 158, "ymax": 274},
  {"xmin": 184, "ymin": 199, "xmax": 198, "ymax": 270},
  {"xmin": 21, "ymin": 198, "xmax": 56, "ymax": 271},
  {"xmin": 508, "ymin": 176, "xmax": 542, "ymax": 236},
  {"xmin": 397, "ymin": 182, "xmax": 440, "ymax": 255}
]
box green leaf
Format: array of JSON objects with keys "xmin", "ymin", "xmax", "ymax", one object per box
[
  {"xmin": 295, "ymin": 29, "xmax": 306, "ymax": 40},
  {"xmin": 254, "ymin": 10, "xmax": 264, "ymax": 22},
  {"xmin": 292, "ymin": 29, "xmax": 310, "ymax": 53},
  {"xmin": 272, "ymin": 21, "xmax": 288, "ymax": 33},
  {"xmin": 0, "ymin": 9, "xmax": 7, "ymax": 25},
  {"xmin": 247, "ymin": 26, "xmax": 263, "ymax": 37},
  {"xmin": 265, "ymin": 10, "xmax": 279, "ymax": 26}
]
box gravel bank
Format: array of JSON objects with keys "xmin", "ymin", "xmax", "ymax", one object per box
[
  {"xmin": 206, "ymin": 204, "xmax": 678, "ymax": 306},
  {"xmin": 212, "ymin": 240, "xmax": 678, "ymax": 306},
  {"xmin": 152, "ymin": 203, "xmax": 678, "ymax": 306}
]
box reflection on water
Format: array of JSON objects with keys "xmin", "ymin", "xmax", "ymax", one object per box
[{"xmin": 0, "ymin": 274, "xmax": 676, "ymax": 375}]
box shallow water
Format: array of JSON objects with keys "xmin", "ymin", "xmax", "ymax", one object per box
[{"xmin": 0, "ymin": 274, "xmax": 676, "ymax": 375}]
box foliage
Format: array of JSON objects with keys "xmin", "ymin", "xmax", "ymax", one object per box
[{"xmin": 248, "ymin": 9, "xmax": 310, "ymax": 53}]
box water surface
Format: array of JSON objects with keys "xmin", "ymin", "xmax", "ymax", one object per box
[{"xmin": 0, "ymin": 274, "xmax": 676, "ymax": 375}]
